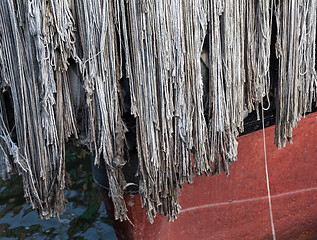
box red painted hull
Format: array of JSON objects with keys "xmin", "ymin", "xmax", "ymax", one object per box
[{"xmin": 100, "ymin": 112, "xmax": 317, "ymax": 240}]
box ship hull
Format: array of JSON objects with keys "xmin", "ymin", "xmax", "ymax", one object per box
[{"xmin": 99, "ymin": 112, "xmax": 317, "ymax": 240}]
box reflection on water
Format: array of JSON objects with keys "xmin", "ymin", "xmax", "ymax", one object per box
[{"xmin": 0, "ymin": 145, "xmax": 117, "ymax": 240}]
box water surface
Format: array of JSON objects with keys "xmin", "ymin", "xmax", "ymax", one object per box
[{"xmin": 0, "ymin": 145, "xmax": 117, "ymax": 240}]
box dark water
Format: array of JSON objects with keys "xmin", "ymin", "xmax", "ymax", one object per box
[{"xmin": 0, "ymin": 145, "xmax": 117, "ymax": 240}]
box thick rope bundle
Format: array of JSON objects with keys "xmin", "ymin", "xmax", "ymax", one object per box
[
  {"xmin": 0, "ymin": 0, "xmax": 77, "ymax": 218},
  {"xmin": 274, "ymin": 0, "xmax": 317, "ymax": 148},
  {"xmin": 0, "ymin": 0, "xmax": 316, "ymax": 222}
]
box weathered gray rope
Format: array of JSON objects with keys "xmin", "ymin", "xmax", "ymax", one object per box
[{"xmin": 0, "ymin": 0, "xmax": 316, "ymax": 223}]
